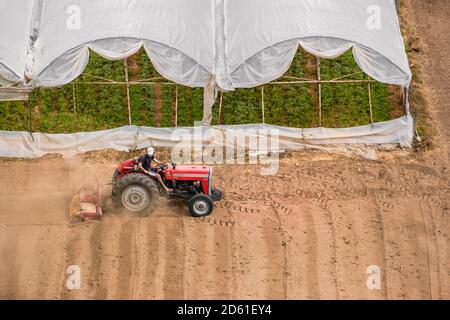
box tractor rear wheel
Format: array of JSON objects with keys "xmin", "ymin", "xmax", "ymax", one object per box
[
  {"xmin": 188, "ymin": 194, "xmax": 214, "ymax": 217},
  {"xmin": 112, "ymin": 168, "xmax": 120, "ymax": 184},
  {"xmin": 112, "ymin": 173, "xmax": 159, "ymax": 216}
]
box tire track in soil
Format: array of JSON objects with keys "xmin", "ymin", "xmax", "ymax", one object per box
[
  {"xmin": 401, "ymin": 200, "xmax": 431, "ymax": 299},
  {"xmin": 130, "ymin": 218, "xmax": 150, "ymax": 299},
  {"xmin": 405, "ymin": 0, "xmax": 450, "ymax": 298},
  {"xmin": 426, "ymin": 195, "xmax": 449, "ymax": 299},
  {"xmin": 373, "ymin": 195, "xmax": 390, "ymax": 299},
  {"xmin": 162, "ymin": 217, "xmax": 185, "ymax": 299},
  {"xmin": 381, "ymin": 197, "xmax": 430, "ymax": 299},
  {"xmin": 267, "ymin": 205, "xmax": 288, "ymax": 299},
  {"xmin": 38, "ymin": 225, "xmax": 75, "ymax": 300},
  {"xmin": 233, "ymin": 187, "xmax": 288, "ymax": 299},
  {"xmin": 324, "ymin": 207, "xmax": 339, "ymax": 300},
  {"xmin": 229, "ymin": 205, "xmax": 268, "ymax": 299},
  {"xmin": 226, "ymin": 207, "xmax": 239, "ymax": 299},
  {"xmin": 182, "ymin": 218, "xmax": 207, "ymax": 299},
  {"xmin": 34, "ymin": 225, "xmax": 68, "ymax": 300},
  {"xmin": 56, "ymin": 229, "xmax": 72, "ymax": 300},
  {"xmin": 0, "ymin": 227, "xmax": 66, "ymax": 299},
  {"xmin": 420, "ymin": 181, "xmax": 450, "ymax": 298},
  {"xmin": 431, "ymin": 192, "xmax": 449, "ymax": 295},
  {"xmin": 185, "ymin": 211, "xmax": 235, "ymax": 299},
  {"xmin": 300, "ymin": 209, "xmax": 321, "ymax": 299},
  {"xmin": 62, "ymin": 223, "xmax": 98, "ymax": 299},
  {"xmin": 0, "ymin": 229, "xmax": 20, "ymax": 299},
  {"xmin": 212, "ymin": 210, "xmax": 234, "ymax": 299},
  {"xmin": 87, "ymin": 222, "xmax": 104, "ymax": 299},
  {"xmin": 329, "ymin": 199, "xmax": 385, "ymax": 299},
  {"xmin": 92, "ymin": 218, "xmax": 122, "ymax": 300},
  {"xmin": 406, "ymin": 200, "xmax": 433, "ymax": 300},
  {"xmin": 143, "ymin": 216, "xmax": 162, "ymax": 299},
  {"xmin": 214, "ymin": 200, "xmax": 266, "ymax": 299},
  {"xmin": 426, "ymin": 195, "xmax": 450, "ymax": 298},
  {"xmin": 419, "ymin": 203, "xmax": 439, "ymax": 300},
  {"xmin": 114, "ymin": 217, "xmax": 151, "ymax": 300},
  {"xmin": 115, "ymin": 218, "xmax": 138, "ymax": 299},
  {"xmin": 9, "ymin": 231, "xmax": 40, "ymax": 299},
  {"xmin": 303, "ymin": 203, "xmax": 339, "ymax": 300},
  {"xmin": 271, "ymin": 204, "xmax": 303, "ymax": 299},
  {"xmin": 60, "ymin": 226, "xmax": 78, "ymax": 300}
]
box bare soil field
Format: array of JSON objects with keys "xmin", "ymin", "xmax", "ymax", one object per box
[{"xmin": 0, "ymin": 0, "xmax": 449, "ymax": 299}]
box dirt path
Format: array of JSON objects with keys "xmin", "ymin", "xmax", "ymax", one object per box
[
  {"xmin": 408, "ymin": 0, "xmax": 450, "ymax": 157},
  {"xmin": 0, "ymin": 3, "xmax": 449, "ymax": 300},
  {"xmin": 0, "ymin": 149, "xmax": 448, "ymax": 299}
]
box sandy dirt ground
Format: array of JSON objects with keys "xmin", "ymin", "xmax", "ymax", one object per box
[{"xmin": 0, "ymin": 1, "xmax": 449, "ymax": 299}]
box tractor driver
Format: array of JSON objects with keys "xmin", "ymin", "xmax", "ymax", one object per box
[{"xmin": 137, "ymin": 147, "xmax": 171, "ymax": 193}]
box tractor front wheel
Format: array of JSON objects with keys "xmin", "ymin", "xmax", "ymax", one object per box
[
  {"xmin": 211, "ymin": 188, "xmax": 223, "ymax": 202},
  {"xmin": 112, "ymin": 173, "xmax": 159, "ymax": 217},
  {"xmin": 188, "ymin": 194, "xmax": 214, "ymax": 217}
]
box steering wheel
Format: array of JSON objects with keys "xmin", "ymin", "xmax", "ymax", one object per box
[{"xmin": 157, "ymin": 163, "xmax": 168, "ymax": 171}]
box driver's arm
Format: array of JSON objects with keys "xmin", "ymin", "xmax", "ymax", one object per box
[
  {"xmin": 153, "ymin": 159, "xmax": 170, "ymax": 168},
  {"xmin": 152, "ymin": 159, "xmax": 171, "ymax": 172}
]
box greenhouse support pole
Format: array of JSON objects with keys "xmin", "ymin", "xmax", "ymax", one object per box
[
  {"xmin": 261, "ymin": 85, "xmax": 265, "ymax": 124},
  {"xmin": 317, "ymin": 57, "xmax": 322, "ymax": 127},
  {"xmin": 124, "ymin": 58, "xmax": 132, "ymax": 126},
  {"xmin": 368, "ymin": 75, "xmax": 374, "ymax": 124},
  {"xmin": 202, "ymin": 77, "xmax": 216, "ymax": 125},
  {"xmin": 175, "ymin": 85, "xmax": 178, "ymax": 127},
  {"xmin": 403, "ymin": 87, "xmax": 410, "ymax": 115}
]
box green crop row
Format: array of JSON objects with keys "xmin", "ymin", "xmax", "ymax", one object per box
[{"xmin": 0, "ymin": 49, "xmax": 402, "ymax": 133}]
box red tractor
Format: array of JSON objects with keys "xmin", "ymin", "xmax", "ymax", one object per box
[{"xmin": 111, "ymin": 159, "xmax": 223, "ymax": 217}]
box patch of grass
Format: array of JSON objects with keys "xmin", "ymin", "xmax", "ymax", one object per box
[
  {"xmin": 221, "ymin": 88, "xmax": 263, "ymax": 125},
  {"xmin": 264, "ymin": 83, "xmax": 316, "ymax": 128},
  {"xmin": 176, "ymin": 87, "xmax": 204, "ymax": 127},
  {"xmin": 0, "ymin": 101, "xmax": 29, "ymax": 131},
  {"xmin": 397, "ymin": 0, "xmax": 432, "ymax": 151},
  {"xmin": 320, "ymin": 51, "xmax": 399, "ymax": 128}
]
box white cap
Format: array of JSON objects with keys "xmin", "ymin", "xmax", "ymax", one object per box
[{"xmin": 147, "ymin": 147, "xmax": 154, "ymax": 156}]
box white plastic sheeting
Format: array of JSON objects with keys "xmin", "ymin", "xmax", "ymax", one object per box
[
  {"xmin": 0, "ymin": 0, "xmax": 414, "ymax": 147},
  {"xmin": 0, "ymin": 90, "xmax": 29, "ymax": 101},
  {"xmin": 0, "ymin": 115, "xmax": 414, "ymax": 159},
  {"xmin": 0, "ymin": 0, "xmax": 410, "ymax": 90},
  {"xmin": 30, "ymin": 0, "xmax": 214, "ymax": 87},
  {"xmin": 227, "ymin": 0, "xmax": 411, "ymax": 88},
  {"xmin": 0, "ymin": 1, "xmax": 32, "ymax": 85},
  {"xmin": 34, "ymin": 38, "xmax": 212, "ymax": 88}
]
